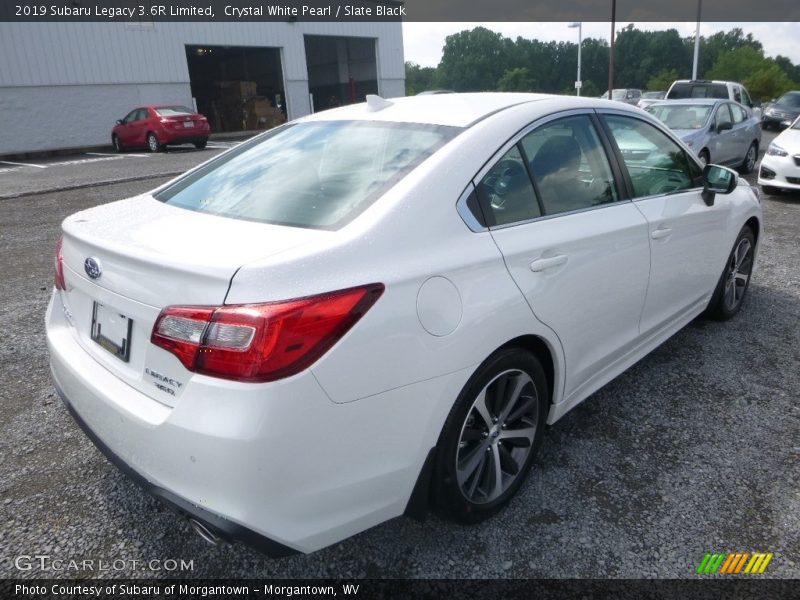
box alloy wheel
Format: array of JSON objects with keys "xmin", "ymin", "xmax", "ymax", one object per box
[
  {"xmin": 456, "ymin": 369, "xmax": 538, "ymax": 504},
  {"xmin": 148, "ymin": 134, "xmax": 159, "ymax": 152},
  {"xmin": 745, "ymin": 145, "xmax": 757, "ymax": 171},
  {"xmin": 723, "ymin": 237, "xmax": 753, "ymax": 311}
]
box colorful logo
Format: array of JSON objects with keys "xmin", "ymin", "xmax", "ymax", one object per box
[{"xmin": 696, "ymin": 552, "xmax": 773, "ymax": 575}]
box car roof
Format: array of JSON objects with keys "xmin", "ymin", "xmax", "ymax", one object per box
[
  {"xmin": 672, "ymin": 80, "xmax": 737, "ymax": 86},
  {"xmin": 299, "ymin": 93, "xmax": 639, "ymax": 128}
]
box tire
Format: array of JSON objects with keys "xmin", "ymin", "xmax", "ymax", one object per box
[
  {"xmin": 705, "ymin": 225, "xmax": 756, "ymax": 321},
  {"xmin": 432, "ymin": 348, "xmax": 548, "ymax": 524},
  {"xmin": 112, "ymin": 134, "xmax": 124, "ymax": 153},
  {"xmin": 698, "ymin": 149, "xmax": 710, "ymax": 168},
  {"xmin": 146, "ymin": 132, "xmax": 163, "ymax": 153},
  {"xmin": 740, "ymin": 142, "xmax": 758, "ymax": 174},
  {"xmin": 194, "ymin": 139, "xmax": 208, "ymax": 149},
  {"xmin": 761, "ymin": 185, "xmax": 780, "ymax": 196}
]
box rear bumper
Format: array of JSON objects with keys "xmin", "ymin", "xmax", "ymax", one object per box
[
  {"xmin": 46, "ymin": 292, "xmax": 458, "ymax": 554},
  {"xmin": 159, "ymin": 131, "xmax": 209, "ymax": 145},
  {"xmin": 55, "ymin": 381, "xmax": 297, "ymax": 557}
]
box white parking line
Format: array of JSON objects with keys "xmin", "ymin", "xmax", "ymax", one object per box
[
  {"xmin": 85, "ymin": 152, "xmax": 150, "ymax": 158},
  {"xmin": 0, "ymin": 160, "xmax": 47, "ymax": 169}
]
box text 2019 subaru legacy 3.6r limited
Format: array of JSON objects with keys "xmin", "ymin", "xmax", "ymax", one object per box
[{"xmin": 47, "ymin": 93, "xmax": 762, "ymax": 555}]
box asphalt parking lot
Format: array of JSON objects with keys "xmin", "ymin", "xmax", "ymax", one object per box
[{"xmin": 1, "ymin": 133, "xmax": 798, "ymax": 579}]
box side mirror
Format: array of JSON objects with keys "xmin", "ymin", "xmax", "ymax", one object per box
[
  {"xmin": 116, "ymin": 119, "xmax": 123, "ymax": 125},
  {"xmin": 716, "ymin": 121, "xmax": 733, "ymax": 133},
  {"xmin": 702, "ymin": 164, "xmax": 738, "ymax": 206}
]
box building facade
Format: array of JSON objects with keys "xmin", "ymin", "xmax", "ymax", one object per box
[{"xmin": 0, "ymin": 21, "xmax": 405, "ymax": 154}]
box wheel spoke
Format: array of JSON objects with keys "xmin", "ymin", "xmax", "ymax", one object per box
[
  {"xmin": 498, "ymin": 445, "xmax": 519, "ymax": 476},
  {"xmin": 457, "ymin": 441, "xmax": 490, "ymax": 486},
  {"xmin": 734, "ymin": 272, "xmax": 749, "ymax": 284},
  {"xmin": 486, "ymin": 446, "xmax": 504, "ymax": 501},
  {"xmin": 498, "ymin": 373, "xmax": 529, "ymax": 423},
  {"xmin": 466, "ymin": 452, "xmax": 488, "ymax": 498},
  {"xmin": 505, "ymin": 395, "xmax": 536, "ymax": 425},
  {"xmin": 499, "ymin": 425, "xmax": 537, "ymax": 447},
  {"xmin": 472, "ymin": 389, "xmax": 493, "ymax": 428},
  {"xmin": 724, "ymin": 277, "xmax": 736, "ymax": 309}
]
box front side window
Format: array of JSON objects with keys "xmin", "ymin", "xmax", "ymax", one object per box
[
  {"xmin": 522, "ymin": 115, "xmax": 619, "ymax": 215},
  {"xmin": 155, "ymin": 120, "xmax": 461, "ymax": 229},
  {"xmin": 123, "ymin": 109, "xmax": 139, "ymax": 124},
  {"xmin": 733, "ymin": 88, "xmax": 742, "ymax": 103},
  {"xmin": 731, "ymin": 103, "xmax": 747, "ymax": 124},
  {"xmin": 603, "ymin": 115, "xmax": 700, "ymax": 198},
  {"xmin": 715, "ymin": 104, "xmax": 733, "ymax": 129}
]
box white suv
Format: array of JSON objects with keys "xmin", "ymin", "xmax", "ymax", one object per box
[{"xmin": 666, "ymin": 80, "xmax": 755, "ymax": 109}]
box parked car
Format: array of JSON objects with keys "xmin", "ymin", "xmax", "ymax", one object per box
[
  {"xmin": 636, "ymin": 90, "xmax": 666, "ymax": 109},
  {"xmin": 666, "ymin": 80, "xmax": 755, "ymax": 109},
  {"xmin": 761, "ymin": 91, "xmax": 800, "ymax": 130},
  {"xmin": 600, "ymin": 88, "xmax": 642, "ymax": 105},
  {"xmin": 758, "ymin": 115, "xmax": 800, "ymax": 194},
  {"xmin": 48, "ymin": 93, "xmax": 761, "ymax": 556},
  {"xmin": 112, "ymin": 105, "xmax": 210, "ymax": 152},
  {"xmin": 646, "ymin": 99, "xmax": 761, "ymax": 171}
]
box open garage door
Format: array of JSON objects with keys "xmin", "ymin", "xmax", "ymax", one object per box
[
  {"xmin": 185, "ymin": 45, "xmax": 287, "ymax": 133},
  {"xmin": 304, "ymin": 36, "xmax": 378, "ymax": 112}
]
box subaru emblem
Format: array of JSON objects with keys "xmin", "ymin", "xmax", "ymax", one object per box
[{"xmin": 84, "ymin": 257, "xmax": 102, "ymax": 279}]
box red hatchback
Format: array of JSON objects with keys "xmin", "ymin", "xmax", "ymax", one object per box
[{"xmin": 112, "ymin": 105, "xmax": 211, "ymax": 152}]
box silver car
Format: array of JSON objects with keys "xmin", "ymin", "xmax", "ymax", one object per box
[{"xmin": 646, "ymin": 99, "xmax": 761, "ymax": 172}]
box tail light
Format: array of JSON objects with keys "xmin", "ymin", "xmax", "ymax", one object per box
[
  {"xmin": 151, "ymin": 284, "xmax": 384, "ymax": 383},
  {"xmin": 54, "ymin": 236, "xmax": 66, "ymax": 290}
]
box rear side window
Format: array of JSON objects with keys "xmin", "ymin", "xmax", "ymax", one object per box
[
  {"xmin": 669, "ymin": 83, "xmax": 728, "ymax": 99},
  {"xmin": 155, "ymin": 121, "xmax": 461, "ymax": 229},
  {"xmin": 603, "ymin": 115, "xmax": 701, "ymax": 198},
  {"xmin": 477, "ymin": 145, "xmax": 541, "ymax": 226}
]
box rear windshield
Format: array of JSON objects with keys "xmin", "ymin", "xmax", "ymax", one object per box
[
  {"xmin": 646, "ymin": 104, "xmax": 713, "ymax": 129},
  {"xmin": 668, "ymin": 83, "xmax": 728, "ymax": 99},
  {"xmin": 155, "ymin": 120, "xmax": 462, "ymax": 229},
  {"xmin": 155, "ymin": 106, "xmax": 195, "ymax": 116}
]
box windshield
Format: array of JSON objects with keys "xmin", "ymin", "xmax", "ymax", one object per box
[
  {"xmin": 155, "ymin": 120, "xmax": 462, "ymax": 229},
  {"xmin": 776, "ymin": 92, "xmax": 800, "ymax": 108},
  {"xmin": 642, "ymin": 91, "xmax": 665, "ymax": 99},
  {"xmin": 792, "ymin": 117, "xmax": 800, "ymax": 130},
  {"xmin": 155, "ymin": 106, "xmax": 195, "ymax": 116},
  {"xmin": 646, "ymin": 104, "xmax": 713, "ymax": 130},
  {"xmin": 612, "ymin": 90, "xmax": 627, "ymax": 99}
]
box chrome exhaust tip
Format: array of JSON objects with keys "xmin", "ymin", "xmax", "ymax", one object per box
[{"xmin": 188, "ymin": 518, "xmax": 222, "ymax": 546}]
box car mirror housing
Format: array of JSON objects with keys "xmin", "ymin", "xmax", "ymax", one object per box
[
  {"xmin": 702, "ymin": 164, "xmax": 738, "ymax": 206},
  {"xmin": 116, "ymin": 119, "xmax": 123, "ymax": 125},
  {"xmin": 716, "ymin": 121, "xmax": 733, "ymax": 133}
]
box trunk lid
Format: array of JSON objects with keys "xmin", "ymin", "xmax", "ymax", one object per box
[{"xmin": 58, "ymin": 193, "xmax": 327, "ymax": 406}]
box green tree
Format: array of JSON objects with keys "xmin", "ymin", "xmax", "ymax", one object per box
[
  {"xmin": 647, "ymin": 68, "xmax": 679, "ymax": 92},
  {"xmin": 744, "ymin": 64, "xmax": 796, "ymax": 102},
  {"xmin": 437, "ymin": 27, "xmax": 515, "ymax": 91},
  {"xmin": 404, "ymin": 62, "xmax": 437, "ymax": 95},
  {"xmin": 708, "ymin": 46, "xmax": 797, "ymax": 102},
  {"xmin": 497, "ymin": 67, "xmax": 537, "ymax": 92}
]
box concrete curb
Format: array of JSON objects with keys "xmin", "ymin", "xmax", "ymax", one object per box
[{"xmin": 0, "ymin": 171, "xmax": 185, "ymax": 200}]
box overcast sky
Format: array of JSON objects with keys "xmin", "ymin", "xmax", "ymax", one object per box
[{"xmin": 402, "ymin": 22, "xmax": 800, "ymax": 67}]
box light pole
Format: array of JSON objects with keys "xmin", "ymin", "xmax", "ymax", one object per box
[
  {"xmin": 691, "ymin": 0, "xmax": 703, "ymax": 80},
  {"xmin": 569, "ymin": 22, "xmax": 582, "ymax": 96}
]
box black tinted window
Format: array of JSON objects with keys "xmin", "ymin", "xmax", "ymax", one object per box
[
  {"xmin": 776, "ymin": 92, "xmax": 800, "ymax": 107},
  {"xmin": 156, "ymin": 121, "xmax": 461, "ymax": 229},
  {"xmin": 669, "ymin": 83, "xmax": 728, "ymax": 99}
]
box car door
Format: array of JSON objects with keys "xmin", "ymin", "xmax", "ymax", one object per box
[
  {"xmin": 600, "ymin": 112, "xmax": 731, "ymax": 336},
  {"xmin": 130, "ymin": 108, "xmax": 150, "ymax": 147},
  {"xmin": 710, "ymin": 103, "xmax": 736, "ymax": 164},
  {"xmin": 478, "ymin": 111, "xmax": 651, "ymax": 400},
  {"xmin": 729, "ymin": 102, "xmax": 752, "ymax": 161},
  {"xmin": 118, "ymin": 109, "xmax": 139, "ymax": 145}
]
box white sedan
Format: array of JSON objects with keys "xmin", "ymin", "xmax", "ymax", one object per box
[
  {"xmin": 758, "ymin": 116, "xmax": 800, "ymax": 194},
  {"xmin": 47, "ymin": 93, "xmax": 762, "ymax": 555}
]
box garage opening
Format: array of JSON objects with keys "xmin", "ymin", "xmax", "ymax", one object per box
[
  {"xmin": 304, "ymin": 36, "xmax": 378, "ymax": 112},
  {"xmin": 185, "ymin": 45, "xmax": 287, "ymax": 133}
]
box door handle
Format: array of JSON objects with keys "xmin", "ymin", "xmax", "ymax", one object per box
[
  {"xmin": 651, "ymin": 226, "xmax": 673, "ymax": 240},
  {"xmin": 530, "ymin": 254, "xmax": 568, "ymax": 272}
]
